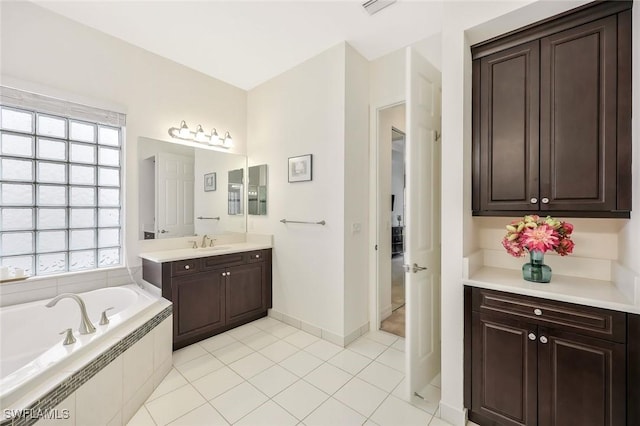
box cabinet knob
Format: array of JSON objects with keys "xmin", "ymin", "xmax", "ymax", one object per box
[
  {"xmin": 541, "ymin": 197, "xmax": 549, "ymax": 204},
  {"xmin": 221, "ymin": 272, "xmax": 226, "ymax": 276},
  {"xmin": 539, "ymin": 336, "xmax": 548, "ymax": 344},
  {"xmin": 530, "ymin": 197, "xmax": 538, "ymax": 204},
  {"xmin": 528, "ymin": 332, "xmax": 536, "ymax": 341},
  {"xmin": 184, "ymin": 265, "xmax": 190, "ymax": 270},
  {"xmin": 533, "ymin": 308, "xmax": 543, "ymax": 316},
  {"xmin": 255, "ymin": 255, "xmax": 260, "ymax": 259},
  {"xmin": 227, "ymin": 272, "xmax": 230, "ymax": 276}
]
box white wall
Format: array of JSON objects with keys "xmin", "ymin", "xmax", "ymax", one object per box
[
  {"xmin": 247, "ymin": 43, "xmax": 347, "ymax": 339},
  {"xmin": 0, "ymin": 1, "xmax": 247, "ymax": 270},
  {"xmin": 343, "ymin": 44, "xmax": 371, "ymax": 339}
]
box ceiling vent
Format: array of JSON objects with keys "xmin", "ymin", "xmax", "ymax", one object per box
[{"xmin": 362, "ymin": 0, "xmax": 397, "ymax": 16}]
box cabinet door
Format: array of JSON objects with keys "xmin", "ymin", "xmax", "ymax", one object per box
[
  {"xmin": 476, "ymin": 40, "xmax": 540, "ymax": 213},
  {"xmin": 471, "ymin": 312, "xmax": 538, "ymax": 426},
  {"xmin": 537, "ymin": 327, "xmax": 626, "ymax": 426},
  {"xmin": 172, "ymin": 270, "xmax": 225, "ymax": 341},
  {"xmin": 539, "ymin": 16, "xmax": 617, "ymax": 212},
  {"xmin": 225, "ymin": 263, "xmax": 266, "ymax": 324}
]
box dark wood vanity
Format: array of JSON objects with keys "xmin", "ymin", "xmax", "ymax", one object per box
[
  {"xmin": 464, "ymin": 286, "xmax": 639, "ymax": 426},
  {"xmin": 143, "ymin": 249, "xmax": 272, "ymax": 349}
]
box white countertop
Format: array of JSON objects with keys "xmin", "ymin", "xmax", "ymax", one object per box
[
  {"xmin": 464, "ymin": 266, "xmax": 640, "ymax": 315},
  {"xmin": 139, "ymin": 242, "xmax": 272, "ymax": 263}
]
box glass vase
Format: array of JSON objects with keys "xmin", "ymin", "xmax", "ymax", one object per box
[{"xmin": 522, "ymin": 249, "xmax": 552, "ymax": 283}]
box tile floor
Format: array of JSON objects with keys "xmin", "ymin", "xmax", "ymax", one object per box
[{"xmin": 127, "ymin": 316, "xmax": 452, "ymax": 426}]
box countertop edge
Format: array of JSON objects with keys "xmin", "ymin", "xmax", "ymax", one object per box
[
  {"xmin": 139, "ymin": 243, "xmax": 273, "ymax": 263},
  {"xmin": 463, "ymin": 275, "xmax": 640, "ymax": 315}
]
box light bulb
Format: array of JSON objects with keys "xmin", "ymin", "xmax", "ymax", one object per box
[
  {"xmin": 194, "ymin": 125, "xmax": 208, "ymax": 143},
  {"xmin": 224, "ymin": 131, "xmax": 233, "ymax": 147},
  {"xmin": 209, "ymin": 128, "xmax": 220, "ymax": 145},
  {"xmin": 178, "ymin": 120, "xmax": 191, "ymax": 139}
]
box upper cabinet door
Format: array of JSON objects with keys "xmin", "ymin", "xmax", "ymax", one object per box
[
  {"xmin": 476, "ymin": 40, "xmax": 540, "ymax": 212},
  {"xmin": 539, "ymin": 16, "xmax": 617, "ymax": 212}
]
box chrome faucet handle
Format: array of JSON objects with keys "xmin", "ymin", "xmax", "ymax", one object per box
[
  {"xmin": 209, "ymin": 238, "xmax": 217, "ymax": 247},
  {"xmin": 188, "ymin": 240, "xmax": 197, "ymax": 249},
  {"xmin": 99, "ymin": 307, "xmax": 114, "ymax": 325},
  {"xmin": 60, "ymin": 328, "xmax": 76, "ymax": 345}
]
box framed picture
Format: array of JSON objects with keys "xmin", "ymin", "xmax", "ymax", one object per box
[
  {"xmin": 204, "ymin": 172, "xmax": 216, "ymax": 191},
  {"xmin": 288, "ymin": 154, "xmax": 312, "ymax": 183}
]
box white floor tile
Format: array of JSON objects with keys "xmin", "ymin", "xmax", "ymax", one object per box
[
  {"xmin": 376, "ymin": 347, "xmax": 405, "ymax": 373},
  {"xmin": 227, "ymin": 323, "xmax": 262, "ymax": 340},
  {"xmin": 327, "ymin": 350, "xmax": 372, "ymax": 375},
  {"xmin": 259, "ymin": 340, "xmax": 300, "ymax": 363},
  {"xmin": 370, "ymin": 395, "xmax": 433, "ymax": 426},
  {"xmin": 251, "ymin": 317, "xmax": 284, "ymax": 330},
  {"xmin": 303, "ymin": 363, "xmax": 352, "ymax": 395},
  {"xmin": 145, "ymin": 384, "xmax": 206, "ymax": 426},
  {"xmin": 211, "ymin": 341, "xmax": 254, "ymax": 364},
  {"xmin": 333, "ymin": 377, "xmax": 388, "ymax": 417},
  {"xmin": 210, "ymin": 382, "xmax": 268, "ymax": 424},
  {"xmin": 347, "ymin": 338, "xmax": 388, "ymax": 359},
  {"xmin": 303, "ymin": 339, "xmax": 343, "ymax": 361},
  {"xmin": 411, "ymin": 384, "xmax": 441, "ymax": 414},
  {"xmin": 241, "ymin": 331, "xmax": 279, "ymax": 350},
  {"xmin": 235, "ymin": 401, "xmax": 298, "ymax": 426},
  {"xmin": 272, "ymin": 380, "xmax": 329, "ymax": 420},
  {"xmin": 200, "ymin": 334, "xmax": 237, "ymax": 354},
  {"xmin": 392, "ymin": 378, "xmax": 409, "ymax": 399},
  {"xmin": 265, "ymin": 322, "xmax": 299, "ymax": 339},
  {"xmin": 172, "ymin": 344, "xmax": 208, "ymax": 366},
  {"xmin": 303, "ymin": 398, "xmax": 366, "ymax": 426},
  {"xmin": 228, "ymin": 352, "xmax": 274, "ymax": 379},
  {"xmin": 191, "ymin": 366, "xmax": 244, "ymax": 400},
  {"xmin": 364, "ymin": 420, "xmax": 381, "ymax": 426},
  {"xmin": 279, "ymin": 351, "xmax": 324, "ymax": 377},
  {"xmin": 147, "ymin": 368, "xmax": 188, "ymax": 402},
  {"xmin": 249, "ymin": 365, "xmax": 299, "ymax": 397},
  {"xmin": 392, "ymin": 338, "xmax": 406, "ymax": 352},
  {"xmin": 429, "ymin": 417, "xmax": 453, "ymax": 426},
  {"xmin": 357, "ymin": 361, "xmax": 404, "ymax": 392},
  {"xmin": 126, "ymin": 406, "xmax": 155, "ymax": 426},
  {"xmin": 362, "ymin": 331, "xmax": 399, "ymax": 346},
  {"xmin": 167, "ymin": 403, "xmax": 229, "ymax": 425},
  {"xmin": 283, "ymin": 330, "xmax": 319, "ymax": 349},
  {"xmin": 174, "ymin": 353, "xmax": 224, "ymax": 382}
]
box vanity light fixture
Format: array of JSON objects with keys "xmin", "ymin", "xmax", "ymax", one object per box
[{"xmin": 168, "ymin": 120, "xmax": 233, "ymax": 148}]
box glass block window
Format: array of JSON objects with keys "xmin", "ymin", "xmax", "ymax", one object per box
[{"xmin": 0, "ymin": 105, "xmax": 122, "ymax": 276}]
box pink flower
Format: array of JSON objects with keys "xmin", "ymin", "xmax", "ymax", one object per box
[
  {"xmin": 521, "ymin": 224, "xmax": 559, "ymax": 253},
  {"xmin": 561, "ymin": 222, "xmax": 574, "ymax": 236},
  {"xmin": 502, "ymin": 238, "xmax": 525, "ymax": 258},
  {"xmin": 556, "ymin": 238, "xmax": 575, "ymax": 256}
]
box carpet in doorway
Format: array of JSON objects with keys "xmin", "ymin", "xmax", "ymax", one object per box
[{"xmin": 381, "ymin": 305, "xmax": 405, "ymax": 337}]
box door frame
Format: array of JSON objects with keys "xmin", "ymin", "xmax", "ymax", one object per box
[{"xmin": 368, "ymin": 99, "xmax": 406, "ymax": 337}]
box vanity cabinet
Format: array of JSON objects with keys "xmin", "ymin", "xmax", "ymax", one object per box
[
  {"xmin": 471, "ymin": 1, "xmax": 632, "ymax": 218},
  {"xmin": 464, "ymin": 287, "xmax": 637, "ymax": 426},
  {"xmin": 143, "ymin": 249, "xmax": 272, "ymax": 349}
]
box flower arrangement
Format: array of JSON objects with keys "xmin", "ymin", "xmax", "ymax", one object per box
[{"xmin": 502, "ymin": 215, "xmax": 575, "ymax": 257}]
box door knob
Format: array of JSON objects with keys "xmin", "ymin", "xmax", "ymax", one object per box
[
  {"xmin": 404, "ymin": 263, "xmax": 428, "ymax": 273},
  {"xmin": 530, "ymin": 197, "xmax": 538, "ymax": 204},
  {"xmin": 158, "ymin": 229, "xmax": 168, "ymax": 234},
  {"xmin": 528, "ymin": 332, "xmax": 536, "ymax": 341},
  {"xmin": 539, "ymin": 336, "xmax": 548, "ymax": 344}
]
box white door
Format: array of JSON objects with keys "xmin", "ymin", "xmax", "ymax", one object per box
[
  {"xmin": 156, "ymin": 152, "xmax": 194, "ymax": 238},
  {"xmin": 404, "ymin": 46, "xmax": 442, "ymax": 396}
]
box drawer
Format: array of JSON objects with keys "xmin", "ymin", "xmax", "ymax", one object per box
[
  {"xmin": 247, "ymin": 250, "xmax": 266, "ymax": 263},
  {"xmin": 472, "ymin": 288, "xmax": 626, "ymax": 343},
  {"xmin": 201, "ymin": 252, "xmax": 246, "ymax": 270},
  {"xmin": 171, "ymin": 258, "xmax": 200, "ymax": 276}
]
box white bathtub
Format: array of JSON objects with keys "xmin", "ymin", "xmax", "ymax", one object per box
[{"xmin": 0, "ymin": 284, "xmax": 164, "ymax": 411}]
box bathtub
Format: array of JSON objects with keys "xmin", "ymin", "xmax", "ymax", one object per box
[{"xmin": 0, "ymin": 284, "xmax": 172, "ymax": 421}]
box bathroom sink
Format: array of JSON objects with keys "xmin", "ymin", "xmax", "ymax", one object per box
[{"xmin": 197, "ymin": 246, "xmax": 231, "ymax": 251}]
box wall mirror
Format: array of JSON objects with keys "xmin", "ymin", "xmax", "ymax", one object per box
[
  {"xmin": 248, "ymin": 164, "xmax": 268, "ymax": 215},
  {"xmin": 138, "ymin": 137, "xmax": 246, "ymax": 240},
  {"xmin": 228, "ymin": 168, "xmax": 244, "ymax": 215}
]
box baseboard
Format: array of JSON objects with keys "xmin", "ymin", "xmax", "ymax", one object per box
[
  {"xmin": 268, "ymin": 308, "xmax": 369, "ymax": 347},
  {"xmin": 439, "ymin": 401, "xmax": 467, "ymax": 426},
  {"xmin": 380, "ymin": 305, "xmax": 393, "ymax": 321}
]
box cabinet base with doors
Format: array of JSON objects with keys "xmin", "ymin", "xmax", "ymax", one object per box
[
  {"xmin": 464, "ymin": 286, "xmax": 639, "ymax": 426},
  {"xmin": 471, "ymin": 1, "xmax": 632, "ymax": 218},
  {"xmin": 143, "ymin": 249, "xmax": 272, "ymax": 350}
]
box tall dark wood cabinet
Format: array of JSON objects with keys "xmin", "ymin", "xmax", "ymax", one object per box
[
  {"xmin": 465, "ymin": 286, "xmax": 637, "ymax": 426},
  {"xmin": 143, "ymin": 249, "xmax": 272, "ymax": 349},
  {"xmin": 472, "ymin": 1, "xmax": 632, "ymax": 218}
]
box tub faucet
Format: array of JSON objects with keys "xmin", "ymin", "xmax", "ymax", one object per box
[{"xmin": 46, "ymin": 293, "xmax": 96, "ymax": 335}]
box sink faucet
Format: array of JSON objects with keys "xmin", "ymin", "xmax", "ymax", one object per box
[
  {"xmin": 201, "ymin": 234, "xmax": 210, "ymax": 248},
  {"xmin": 45, "ymin": 293, "xmax": 96, "ymax": 335}
]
